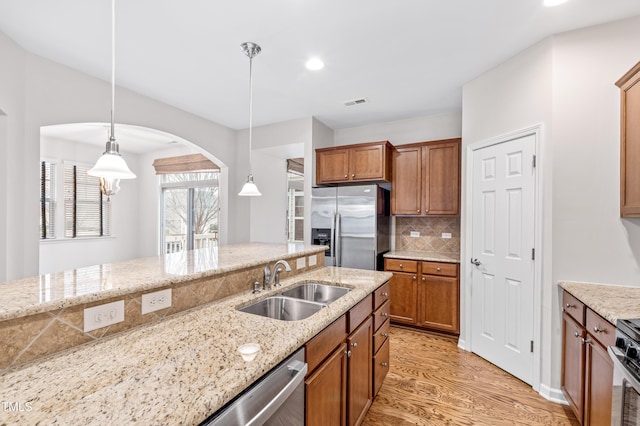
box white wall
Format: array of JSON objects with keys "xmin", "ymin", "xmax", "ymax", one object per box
[
  {"xmin": 334, "ymin": 111, "xmax": 462, "ymax": 147},
  {"xmin": 462, "ymin": 15, "xmax": 640, "ymax": 395},
  {"xmin": 310, "ymin": 118, "xmax": 335, "ymax": 244},
  {"xmin": 0, "ymin": 31, "xmax": 240, "ymax": 280}
]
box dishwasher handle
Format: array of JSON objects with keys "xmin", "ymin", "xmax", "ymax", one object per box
[{"xmin": 246, "ymin": 360, "xmax": 308, "ymax": 426}]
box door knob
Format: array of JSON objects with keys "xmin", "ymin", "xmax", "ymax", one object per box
[{"xmin": 470, "ymin": 258, "xmax": 481, "ymax": 266}]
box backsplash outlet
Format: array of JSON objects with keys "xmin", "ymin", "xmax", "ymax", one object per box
[{"xmin": 395, "ymin": 217, "xmax": 460, "ymax": 254}]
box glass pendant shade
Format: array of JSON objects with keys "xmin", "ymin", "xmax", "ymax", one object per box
[
  {"xmin": 238, "ymin": 174, "xmax": 262, "ymax": 196},
  {"xmin": 88, "ymin": 151, "xmax": 136, "ymax": 179}
]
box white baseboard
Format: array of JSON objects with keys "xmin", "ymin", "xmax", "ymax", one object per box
[
  {"xmin": 539, "ymin": 383, "xmax": 568, "ymax": 405},
  {"xmin": 457, "ymin": 338, "xmax": 468, "ymax": 351}
]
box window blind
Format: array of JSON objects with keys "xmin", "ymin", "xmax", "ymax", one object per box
[
  {"xmin": 64, "ymin": 163, "xmax": 111, "ymax": 238},
  {"xmin": 40, "ymin": 161, "xmax": 56, "ymax": 239}
]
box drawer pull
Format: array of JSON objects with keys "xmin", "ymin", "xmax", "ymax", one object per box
[
  {"xmin": 346, "ymin": 350, "xmax": 352, "ymax": 358},
  {"xmin": 574, "ymin": 331, "xmax": 580, "ymax": 338},
  {"xmin": 382, "ymin": 312, "xmax": 388, "ymax": 317},
  {"xmin": 581, "ymin": 337, "xmax": 592, "ymax": 344},
  {"xmin": 399, "ymin": 264, "xmax": 403, "ymax": 268},
  {"xmin": 381, "ymin": 292, "xmax": 389, "ymax": 297},
  {"xmin": 351, "ymin": 342, "xmax": 358, "ymax": 349},
  {"xmin": 413, "ymin": 275, "xmax": 417, "ymax": 280},
  {"xmin": 344, "ymin": 174, "xmax": 348, "ymax": 178},
  {"xmin": 593, "ymin": 326, "xmax": 604, "ymax": 333},
  {"xmin": 352, "ymin": 173, "xmax": 355, "ymax": 178},
  {"xmin": 382, "ymin": 333, "xmax": 388, "ymax": 338},
  {"xmin": 381, "ymin": 362, "xmax": 388, "ymax": 367},
  {"xmin": 565, "ymin": 303, "xmax": 575, "ymax": 309},
  {"xmin": 417, "ymin": 209, "xmax": 420, "ymax": 213},
  {"xmin": 436, "ymin": 267, "xmax": 441, "ymax": 272},
  {"xmin": 422, "ymin": 277, "xmax": 426, "ymax": 281}
]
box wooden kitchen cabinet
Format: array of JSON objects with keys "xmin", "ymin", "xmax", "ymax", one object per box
[
  {"xmin": 347, "ymin": 317, "xmax": 372, "ymax": 426},
  {"xmin": 391, "ymin": 138, "xmax": 460, "ymax": 216},
  {"xmin": 306, "ymin": 342, "xmax": 348, "ymax": 426},
  {"xmin": 560, "ymin": 290, "xmax": 614, "ymax": 425},
  {"xmin": 316, "ymin": 141, "xmax": 393, "ymax": 185},
  {"xmin": 616, "ymin": 61, "xmax": 640, "ymax": 217},
  {"xmin": 384, "ymin": 258, "xmax": 459, "ymax": 335},
  {"xmin": 372, "ymin": 282, "xmax": 390, "ymax": 398}
]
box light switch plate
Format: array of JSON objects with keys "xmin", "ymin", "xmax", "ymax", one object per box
[
  {"xmin": 141, "ymin": 288, "xmax": 172, "ymax": 315},
  {"xmin": 296, "ymin": 257, "xmax": 306, "ymax": 270},
  {"xmin": 442, "ymin": 233, "xmax": 452, "ymax": 239},
  {"xmin": 84, "ymin": 300, "xmax": 125, "ymax": 332},
  {"xmin": 410, "ymin": 231, "xmax": 420, "ymax": 238},
  {"xmin": 308, "ymin": 255, "xmax": 317, "ymax": 267}
]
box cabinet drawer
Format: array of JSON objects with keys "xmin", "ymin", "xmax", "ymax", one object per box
[
  {"xmin": 306, "ymin": 315, "xmax": 347, "ymax": 374},
  {"xmin": 422, "ymin": 261, "xmax": 457, "ymax": 277},
  {"xmin": 373, "ymin": 300, "xmax": 390, "ymax": 332},
  {"xmin": 374, "ymin": 282, "xmax": 390, "ymax": 310},
  {"xmin": 586, "ymin": 308, "xmax": 615, "ymax": 348},
  {"xmin": 373, "ymin": 338, "xmax": 390, "ymax": 397},
  {"xmin": 384, "ymin": 258, "xmax": 418, "ymax": 273},
  {"xmin": 373, "ymin": 319, "xmax": 390, "ymax": 354},
  {"xmin": 348, "ymin": 294, "xmax": 373, "ymax": 333},
  {"xmin": 563, "ymin": 291, "xmax": 586, "ymax": 325}
]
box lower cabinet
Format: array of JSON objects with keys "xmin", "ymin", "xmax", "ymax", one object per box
[
  {"xmin": 385, "ymin": 258, "xmax": 459, "ymax": 334},
  {"xmin": 561, "ymin": 290, "xmax": 614, "ymax": 425},
  {"xmin": 306, "ymin": 284, "xmax": 390, "ymax": 426}
]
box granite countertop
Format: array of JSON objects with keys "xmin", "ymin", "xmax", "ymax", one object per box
[
  {"xmin": 559, "ymin": 280, "xmax": 640, "ymax": 324},
  {"xmin": 0, "ymin": 243, "xmax": 326, "ymax": 322},
  {"xmin": 384, "ymin": 250, "xmax": 460, "ymax": 263},
  {"xmin": 0, "ymin": 266, "xmax": 392, "ymax": 425}
]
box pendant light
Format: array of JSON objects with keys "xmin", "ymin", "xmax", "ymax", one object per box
[
  {"xmin": 238, "ymin": 42, "xmax": 262, "ymax": 197},
  {"xmin": 88, "ymin": 0, "xmax": 136, "ymax": 198}
]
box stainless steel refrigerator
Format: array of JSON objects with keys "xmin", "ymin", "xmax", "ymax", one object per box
[{"xmin": 311, "ymin": 185, "xmax": 390, "ymax": 270}]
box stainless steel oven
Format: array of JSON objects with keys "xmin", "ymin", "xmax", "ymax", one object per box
[{"xmin": 610, "ymin": 319, "xmax": 640, "ymax": 425}]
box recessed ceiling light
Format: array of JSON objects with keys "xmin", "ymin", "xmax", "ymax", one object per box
[
  {"xmin": 305, "ymin": 58, "xmax": 324, "ymax": 71},
  {"xmin": 544, "ymin": 0, "xmax": 569, "ymax": 7}
]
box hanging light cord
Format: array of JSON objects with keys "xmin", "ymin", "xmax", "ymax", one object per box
[
  {"xmin": 110, "ymin": 0, "xmax": 116, "ymax": 142},
  {"xmin": 248, "ymin": 52, "xmax": 254, "ymax": 176}
]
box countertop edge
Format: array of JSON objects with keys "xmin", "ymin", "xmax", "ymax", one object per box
[{"xmin": 558, "ymin": 280, "xmax": 640, "ymax": 325}]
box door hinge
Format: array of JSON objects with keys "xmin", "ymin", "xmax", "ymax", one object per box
[
  {"xmin": 531, "ymin": 248, "xmax": 535, "ymax": 260},
  {"xmin": 530, "ymin": 340, "xmax": 534, "ymax": 352},
  {"xmin": 532, "ymin": 155, "xmax": 536, "ymax": 168}
]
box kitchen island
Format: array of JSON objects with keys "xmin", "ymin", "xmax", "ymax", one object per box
[{"xmin": 0, "ymin": 244, "xmax": 391, "ymax": 425}]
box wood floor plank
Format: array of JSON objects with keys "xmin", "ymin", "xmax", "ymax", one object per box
[{"xmin": 363, "ymin": 327, "xmax": 579, "ymax": 426}]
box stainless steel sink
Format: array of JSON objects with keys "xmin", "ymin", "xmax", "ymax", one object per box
[
  {"xmin": 280, "ymin": 283, "xmax": 351, "ymax": 304},
  {"xmin": 238, "ymin": 296, "xmax": 326, "ymax": 321}
]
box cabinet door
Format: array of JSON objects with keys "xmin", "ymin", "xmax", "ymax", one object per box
[
  {"xmin": 391, "ymin": 146, "xmax": 422, "ymax": 215},
  {"xmin": 387, "ymin": 272, "xmax": 418, "ymax": 324},
  {"xmin": 422, "ymin": 141, "xmax": 460, "ymax": 215},
  {"xmin": 584, "ymin": 339, "xmax": 613, "ymax": 426},
  {"xmin": 347, "ymin": 317, "xmax": 372, "ymax": 426},
  {"xmin": 617, "ymin": 62, "xmax": 640, "ymax": 217},
  {"xmin": 418, "ymin": 275, "xmax": 459, "ymax": 334},
  {"xmin": 561, "ymin": 312, "xmax": 585, "ymax": 423},
  {"xmin": 373, "ymin": 337, "xmax": 390, "ymax": 397},
  {"xmin": 349, "ymin": 144, "xmax": 385, "ymax": 181},
  {"xmin": 306, "ymin": 343, "xmax": 348, "ymax": 426},
  {"xmin": 317, "ymin": 149, "xmax": 350, "ymax": 184}
]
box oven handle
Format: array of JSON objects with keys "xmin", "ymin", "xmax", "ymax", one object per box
[{"xmin": 609, "ymin": 345, "xmax": 640, "ymax": 392}]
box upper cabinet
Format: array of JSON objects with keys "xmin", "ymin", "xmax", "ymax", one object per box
[
  {"xmin": 391, "ymin": 138, "xmax": 460, "ymax": 216},
  {"xmin": 616, "ymin": 61, "xmax": 640, "ymax": 217},
  {"xmin": 316, "ymin": 141, "xmax": 393, "ymax": 185}
]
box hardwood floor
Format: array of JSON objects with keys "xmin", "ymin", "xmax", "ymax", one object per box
[{"xmin": 363, "ymin": 326, "xmax": 579, "ymax": 426}]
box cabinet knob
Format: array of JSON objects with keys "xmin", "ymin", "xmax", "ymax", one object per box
[
  {"xmin": 381, "ymin": 292, "xmax": 389, "ymax": 297},
  {"xmin": 421, "ymin": 277, "xmax": 426, "ymax": 281},
  {"xmin": 399, "ymin": 264, "xmax": 403, "ymax": 268},
  {"xmin": 425, "ymin": 209, "xmax": 429, "ymax": 213},
  {"xmin": 382, "ymin": 333, "xmax": 388, "ymax": 338},
  {"xmin": 352, "ymin": 173, "xmax": 356, "ymax": 178},
  {"xmin": 382, "ymin": 312, "xmax": 388, "ymax": 317},
  {"xmin": 574, "ymin": 331, "xmax": 580, "ymax": 338},
  {"xmin": 344, "ymin": 174, "xmax": 348, "ymax": 178},
  {"xmin": 565, "ymin": 303, "xmax": 575, "ymax": 309},
  {"xmin": 346, "ymin": 350, "xmax": 352, "ymax": 358},
  {"xmin": 436, "ymin": 267, "xmax": 441, "ymax": 272},
  {"xmin": 351, "ymin": 342, "xmax": 358, "ymax": 349},
  {"xmin": 593, "ymin": 326, "xmax": 604, "ymax": 333},
  {"xmin": 381, "ymin": 362, "xmax": 388, "ymax": 367},
  {"xmin": 417, "ymin": 209, "xmax": 420, "ymax": 213},
  {"xmin": 581, "ymin": 337, "xmax": 592, "ymax": 344},
  {"xmin": 413, "ymin": 275, "xmax": 417, "ymax": 280}
]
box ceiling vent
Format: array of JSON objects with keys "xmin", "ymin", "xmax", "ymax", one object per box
[{"xmin": 344, "ymin": 98, "xmax": 368, "ymax": 107}]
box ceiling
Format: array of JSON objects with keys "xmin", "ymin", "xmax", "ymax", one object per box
[{"xmin": 1, "ymin": 0, "xmax": 640, "ymax": 132}]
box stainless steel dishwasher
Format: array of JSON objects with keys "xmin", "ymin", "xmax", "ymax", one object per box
[{"xmin": 202, "ymin": 347, "xmax": 307, "ymax": 426}]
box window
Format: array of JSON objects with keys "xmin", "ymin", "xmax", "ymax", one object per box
[
  {"xmin": 161, "ymin": 172, "xmax": 219, "ymax": 253},
  {"xmin": 286, "ymin": 158, "xmax": 304, "ymax": 243},
  {"xmin": 64, "ymin": 163, "xmax": 111, "ymax": 238},
  {"xmin": 40, "ymin": 160, "xmax": 56, "ymax": 239}
]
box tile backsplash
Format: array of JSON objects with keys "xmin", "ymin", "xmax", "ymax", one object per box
[{"xmin": 394, "ymin": 216, "xmax": 460, "ymax": 254}]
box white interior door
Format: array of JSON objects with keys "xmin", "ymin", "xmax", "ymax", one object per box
[{"xmin": 470, "ymin": 134, "xmax": 536, "ymax": 384}]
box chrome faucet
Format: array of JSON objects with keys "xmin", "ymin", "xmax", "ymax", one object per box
[{"xmin": 263, "ymin": 260, "xmax": 292, "ymax": 290}]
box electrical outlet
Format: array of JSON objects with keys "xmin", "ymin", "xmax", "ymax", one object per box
[
  {"xmin": 308, "ymin": 255, "xmax": 317, "ymax": 267},
  {"xmin": 84, "ymin": 300, "xmax": 125, "ymax": 332},
  {"xmin": 442, "ymin": 233, "xmax": 452, "ymax": 239},
  {"xmin": 296, "ymin": 257, "xmax": 306, "ymax": 270},
  {"xmin": 141, "ymin": 289, "xmax": 172, "ymax": 315},
  {"xmin": 410, "ymin": 231, "xmax": 420, "ymax": 238}
]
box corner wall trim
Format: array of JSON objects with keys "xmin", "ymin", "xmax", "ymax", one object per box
[{"xmin": 539, "ymin": 383, "xmax": 568, "ymax": 405}]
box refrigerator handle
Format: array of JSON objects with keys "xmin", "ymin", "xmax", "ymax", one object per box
[
  {"xmin": 330, "ymin": 213, "xmax": 336, "ymax": 266},
  {"xmin": 336, "ymin": 212, "xmax": 341, "ymax": 267}
]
